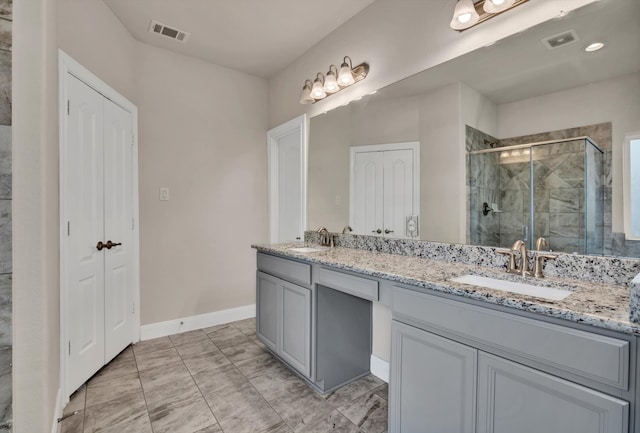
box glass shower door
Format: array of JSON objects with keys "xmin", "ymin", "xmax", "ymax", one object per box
[
  {"xmin": 497, "ymin": 148, "xmax": 531, "ymax": 249},
  {"xmin": 531, "ymin": 140, "xmax": 586, "ymax": 254}
]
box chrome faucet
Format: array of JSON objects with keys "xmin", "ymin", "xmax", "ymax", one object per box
[
  {"xmin": 317, "ymin": 227, "xmax": 332, "ymax": 247},
  {"xmin": 342, "ymin": 225, "xmax": 353, "ymax": 234}
]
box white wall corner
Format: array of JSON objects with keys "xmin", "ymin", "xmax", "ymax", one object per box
[
  {"xmin": 370, "ymin": 354, "xmax": 390, "ymax": 383},
  {"xmin": 139, "ymin": 304, "xmax": 256, "ymax": 341}
]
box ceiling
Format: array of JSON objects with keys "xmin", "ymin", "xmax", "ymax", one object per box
[
  {"xmin": 374, "ymin": 0, "xmax": 640, "ymax": 105},
  {"xmin": 103, "ymin": 0, "xmax": 376, "ymax": 78}
]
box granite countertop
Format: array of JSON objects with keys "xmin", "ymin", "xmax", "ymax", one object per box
[{"xmin": 253, "ymin": 242, "xmax": 638, "ymax": 336}]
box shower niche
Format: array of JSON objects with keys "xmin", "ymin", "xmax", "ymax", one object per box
[{"xmin": 467, "ymin": 135, "xmax": 604, "ymax": 255}]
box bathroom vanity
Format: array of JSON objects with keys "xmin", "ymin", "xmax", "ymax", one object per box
[{"xmin": 253, "ymin": 241, "xmax": 640, "ymax": 433}]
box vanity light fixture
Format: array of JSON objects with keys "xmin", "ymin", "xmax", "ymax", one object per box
[
  {"xmin": 450, "ymin": 0, "xmax": 479, "ymax": 30},
  {"xmin": 483, "ymin": 0, "xmax": 515, "ymax": 13},
  {"xmin": 323, "ymin": 65, "xmax": 340, "ymax": 94},
  {"xmin": 299, "ymin": 56, "xmax": 370, "ymax": 104},
  {"xmin": 450, "ymin": 0, "xmax": 529, "ymax": 31},
  {"xmin": 300, "ymin": 80, "xmax": 315, "ymax": 104},
  {"xmin": 310, "ymin": 73, "xmax": 327, "ymax": 99}
]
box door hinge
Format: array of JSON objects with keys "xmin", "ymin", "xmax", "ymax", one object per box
[
  {"xmin": 67, "ymin": 100, "xmax": 70, "ymax": 115},
  {"xmin": 131, "ymin": 218, "xmax": 135, "ymax": 230},
  {"xmin": 68, "ymin": 341, "xmax": 71, "ymax": 355},
  {"xmin": 132, "ymin": 302, "xmax": 135, "ymax": 315},
  {"xmin": 131, "ymin": 132, "xmax": 135, "ymax": 146},
  {"xmin": 67, "ymin": 221, "xmax": 71, "ymax": 237}
]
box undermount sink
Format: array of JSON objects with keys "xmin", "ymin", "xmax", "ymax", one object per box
[
  {"xmin": 450, "ymin": 274, "xmax": 572, "ymax": 301},
  {"xmin": 288, "ymin": 246, "xmax": 328, "ymax": 253}
]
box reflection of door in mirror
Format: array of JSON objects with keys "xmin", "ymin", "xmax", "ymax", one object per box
[
  {"xmin": 350, "ymin": 142, "xmax": 419, "ymax": 239},
  {"xmin": 267, "ymin": 115, "xmax": 307, "ymax": 243}
]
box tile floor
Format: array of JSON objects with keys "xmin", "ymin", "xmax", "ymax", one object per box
[{"xmin": 61, "ymin": 318, "xmax": 388, "ymax": 433}]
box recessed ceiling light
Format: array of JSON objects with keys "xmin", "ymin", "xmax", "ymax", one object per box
[{"xmin": 585, "ymin": 42, "xmax": 605, "ymax": 52}]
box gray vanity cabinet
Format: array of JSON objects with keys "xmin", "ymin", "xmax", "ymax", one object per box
[
  {"xmin": 390, "ymin": 286, "xmax": 631, "ymax": 433},
  {"xmin": 389, "ymin": 320, "xmax": 477, "ymax": 433},
  {"xmin": 256, "ymin": 270, "xmax": 311, "ymax": 378},
  {"xmin": 256, "ymin": 271, "xmax": 279, "ymax": 352},
  {"xmin": 477, "ymin": 352, "xmax": 629, "ymax": 433},
  {"xmin": 279, "ymin": 280, "xmax": 311, "ymax": 375}
]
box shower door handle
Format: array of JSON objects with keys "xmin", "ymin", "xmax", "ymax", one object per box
[{"xmin": 523, "ymin": 225, "xmax": 528, "ymax": 242}]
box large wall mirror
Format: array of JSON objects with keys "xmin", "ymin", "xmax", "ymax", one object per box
[{"xmin": 308, "ymin": 0, "xmax": 640, "ymax": 258}]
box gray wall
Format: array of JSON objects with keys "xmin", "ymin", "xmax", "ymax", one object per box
[{"xmin": 0, "ymin": 0, "xmax": 11, "ymax": 430}]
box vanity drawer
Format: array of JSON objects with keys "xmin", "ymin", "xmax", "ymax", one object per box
[
  {"xmin": 392, "ymin": 287, "xmax": 630, "ymax": 390},
  {"xmin": 257, "ymin": 253, "xmax": 311, "ymax": 287},
  {"xmin": 316, "ymin": 267, "xmax": 379, "ymax": 301}
]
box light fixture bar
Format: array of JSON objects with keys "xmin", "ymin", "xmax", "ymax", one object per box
[
  {"xmin": 453, "ymin": 0, "xmax": 529, "ymax": 32},
  {"xmin": 299, "ymin": 57, "xmax": 369, "ymax": 104}
]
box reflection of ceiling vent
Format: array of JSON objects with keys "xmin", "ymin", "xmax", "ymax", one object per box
[
  {"xmin": 542, "ymin": 30, "xmax": 579, "ymax": 50},
  {"xmin": 149, "ymin": 20, "xmax": 190, "ymax": 43}
]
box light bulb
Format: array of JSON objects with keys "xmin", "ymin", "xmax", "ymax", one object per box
[
  {"xmin": 310, "ymin": 77, "xmax": 327, "ymax": 99},
  {"xmin": 483, "ymin": 0, "xmax": 515, "ymax": 13},
  {"xmin": 338, "ymin": 62, "xmax": 355, "ymax": 87},
  {"xmin": 458, "ymin": 13, "xmax": 472, "ymax": 23},
  {"xmin": 299, "ymin": 82, "xmax": 314, "ymax": 104},
  {"xmin": 323, "ymin": 70, "xmax": 339, "ymax": 94},
  {"xmin": 450, "ymin": 0, "xmax": 479, "ymax": 30}
]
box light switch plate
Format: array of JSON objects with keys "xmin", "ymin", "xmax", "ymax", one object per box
[
  {"xmin": 406, "ymin": 215, "xmax": 419, "ymax": 238},
  {"xmin": 159, "ymin": 187, "xmax": 170, "ymax": 201}
]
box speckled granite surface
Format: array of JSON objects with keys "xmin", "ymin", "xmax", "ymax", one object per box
[
  {"xmin": 305, "ymin": 232, "xmax": 640, "ymax": 286},
  {"xmin": 253, "ymin": 242, "xmax": 640, "ymax": 335}
]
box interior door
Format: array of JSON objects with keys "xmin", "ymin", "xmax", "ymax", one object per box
[
  {"xmin": 103, "ymin": 99, "xmax": 134, "ymax": 362},
  {"xmin": 66, "ymin": 74, "xmax": 106, "ymax": 392},
  {"xmin": 383, "ymin": 149, "xmax": 415, "ymax": 238},
  {"xmin": 267, "ymin": 115, "xmax": 307, "ymax": 243},
  {"xmin": 277, "ymin": 132, "xmax": 303, "ymax": 242},
  {"xmin": 352, "ymin": 151, "xmax": 384, "ymax": 235}
]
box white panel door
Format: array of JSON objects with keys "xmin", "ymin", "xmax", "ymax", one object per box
[
  {"xmin": 103, "ymin": 99, "xmax": 134, "ymax": 362},
  {"xmin": 352, "ymin": 151, "xmax": 384, "ymax": 235},
  {"xmin": 277, "ymin": 131, "xmax": 303, "ymax": 242},
  {"xmin": 66, "ymin": 75, "xmax": 106, "ymax": 392},
  {"xmin": 268, "ymin": 115, "xmax": 307, "ymax": 243},
  {"xmin": 383, "ymin": 149, "xmax": 415, "ymax": 238}
]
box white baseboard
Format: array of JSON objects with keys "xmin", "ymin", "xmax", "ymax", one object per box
[
  {"xmin": 139, "ymin": 304, "xmax": 256, "ymax": 341},
  {"xmin": 51, "ymin": 387, "xmax": 63, "ymax": 433},
  {"xmin": 370, "ymin": 354, "xmax": 389, "ymax": 383}
]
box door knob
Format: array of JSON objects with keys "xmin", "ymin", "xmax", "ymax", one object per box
[
  {"xmin": 385, "ymin": 229, "xmax": 394, "ymax": 234},
  {"xmin": 96, "ymin": 241, "xmax": 106, "ymax": 251},
  {"xmin": 105, "ymin": 240, "xmax": 122, "ymax": 249},
  {"xmin": 372, "ymin": 229, "xmax": 382, "ymax": 234}
]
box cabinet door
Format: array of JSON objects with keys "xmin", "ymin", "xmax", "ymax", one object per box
[
  {"xmin": 389, "ymin": 321, "xmax": 477, "ymax": 433},
  {"xmin": 279, "ymin": 281, "xmax": 311, "ymax": 378},
  {"xmin": 256, "ymin": 271, "xmax": 279, "ymax": 352},
  {"xmin": 477, "ymin": 352, "xmax": 629, "ymax": 433}
]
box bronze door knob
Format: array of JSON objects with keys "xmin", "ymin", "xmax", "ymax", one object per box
[{"xmin": 105, "ymin": 240, "xmax": 122, "ymax": 249}]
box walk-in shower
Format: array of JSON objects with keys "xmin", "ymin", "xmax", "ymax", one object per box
[{"xmin": 467, "ymin": 137, "xmax": 604, "ymax": 255}]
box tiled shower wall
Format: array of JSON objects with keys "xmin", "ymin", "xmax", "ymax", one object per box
[
  {"xmin": 467, "ymin": 123, "xmax": 640, "ymax": 258},
  {"xmin": 0, "ymin": 0, "xmax": 11, "ymax": 431},
  {"xmin": 466, "ymin": 126, "xmax": 501, "ymax": 247}
]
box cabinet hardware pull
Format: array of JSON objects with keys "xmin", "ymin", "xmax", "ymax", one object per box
[{"xmin": 385, "ymin": 229, "xmax": 394, "ymax": 234}]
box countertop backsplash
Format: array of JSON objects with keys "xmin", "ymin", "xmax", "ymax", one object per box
[{"xmin": 304, "ymin": 231, "xmax": 640, "ymax": 287}]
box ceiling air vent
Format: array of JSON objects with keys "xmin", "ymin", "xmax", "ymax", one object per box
[
  {"xmin": 541, "ymin": 30, "xmax": 579, "ymax": 50},
  {"xmin": 149, "ymin": 20, "xmax": 190, "ymax": 43}
]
